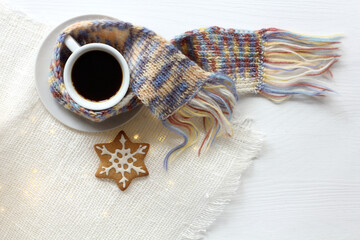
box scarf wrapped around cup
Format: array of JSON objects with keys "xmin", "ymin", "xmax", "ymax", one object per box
[{"xmin": 49, "ymin": 20, "xmax": 340, "ymax": 166}]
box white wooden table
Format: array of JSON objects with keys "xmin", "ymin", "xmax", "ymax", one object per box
[{"xmin": 5, "ymin": 0, "xmax": 360, "ymax": 239}]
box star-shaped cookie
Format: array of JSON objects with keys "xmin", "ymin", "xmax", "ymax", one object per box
[{"xmin": 94, "ymin": 131, "xmax": 150, "ymax": 191}]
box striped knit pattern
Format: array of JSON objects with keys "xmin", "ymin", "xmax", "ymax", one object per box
[
  {"xmin": 123, "ymin": 25, "xmax": 211, "ymax": 120},
  {"xmin": 50, "ymin": 21, "xmax": 340, "ymax": 122},
  {"xmin": 172, "ymin": 27, "xmax": 264, "ymax": 95},
  {"xmin": 173, "ymin": 27, "xmax": 340, "ymax": 101},
  {"xmin": 49, "ymin": 20, "xmax": 211, "ymax": 121}
]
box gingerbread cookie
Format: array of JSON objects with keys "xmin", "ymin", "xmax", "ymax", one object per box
[{"xmin": 94, "ymin": 131, "xmax": 150, "ymax": 191}]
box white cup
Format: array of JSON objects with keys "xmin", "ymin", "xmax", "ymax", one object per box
[{"xmin": 63, "ymin": 36, "xmax": 130, "ymax": 110}]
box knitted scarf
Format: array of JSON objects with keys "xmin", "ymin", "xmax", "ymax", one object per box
[{"xmin": 49, "ymin": 20, "xmax": 340, "ymax": 165}]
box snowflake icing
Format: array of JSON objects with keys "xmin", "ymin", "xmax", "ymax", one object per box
[{"xmin": 96, "ymin": 134, "xmax": 148, "ymax": 188}]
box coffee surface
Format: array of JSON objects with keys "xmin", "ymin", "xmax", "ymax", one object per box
[{"xmin": 71, "ymin": 50, "xmax": 122, "ymax": 102}]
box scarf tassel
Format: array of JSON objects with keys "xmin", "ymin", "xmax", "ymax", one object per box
[
  {"xmin": 162, "ymin": 73, "xmax": 238, "ymax": 169},
  {"xmin": 258, "ymin": 28, "xmax": 341, "ymax": 101}
]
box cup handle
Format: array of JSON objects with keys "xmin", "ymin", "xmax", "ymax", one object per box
[{"xmin": 64, "ymin": 35, "xmax": 81, "ymax": 52}]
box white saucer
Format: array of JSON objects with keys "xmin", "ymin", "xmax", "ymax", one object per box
[{"xmin": 35, "ymin": 15, "xmax": 142, "ymax": 132}]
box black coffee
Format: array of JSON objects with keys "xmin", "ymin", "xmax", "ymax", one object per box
[{"xmin": 71, "ymin": 50, "xmax": 123, "ymax": 102}]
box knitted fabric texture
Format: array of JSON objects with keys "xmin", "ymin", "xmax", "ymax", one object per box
[
  {"xmin": 50, "ymin": 22, "xmax": 340, "ymax": 122},
  {"xmin": 172, "ymin": 27, "xmax": 340, "ymax": 101},
  {"xmin": 49, "ymin": 20, "xmax": 231, "ymax": 122},
  {"xmin": 172, "ymin": 27, "xmax": 263, "ymax": 95}
]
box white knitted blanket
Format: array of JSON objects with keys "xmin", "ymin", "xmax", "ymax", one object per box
[{"xmin": 0, "ymin": 4, "xmax": 262, "ymax": 239}]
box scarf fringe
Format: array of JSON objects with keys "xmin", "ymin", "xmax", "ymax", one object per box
[
  {"xmin": 258, "ymin": 28, "xmax": 341, "ymax": 101},
  {"xmin": 162, "ymin": 73, "xmax": 238, "ymax": 169}
]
